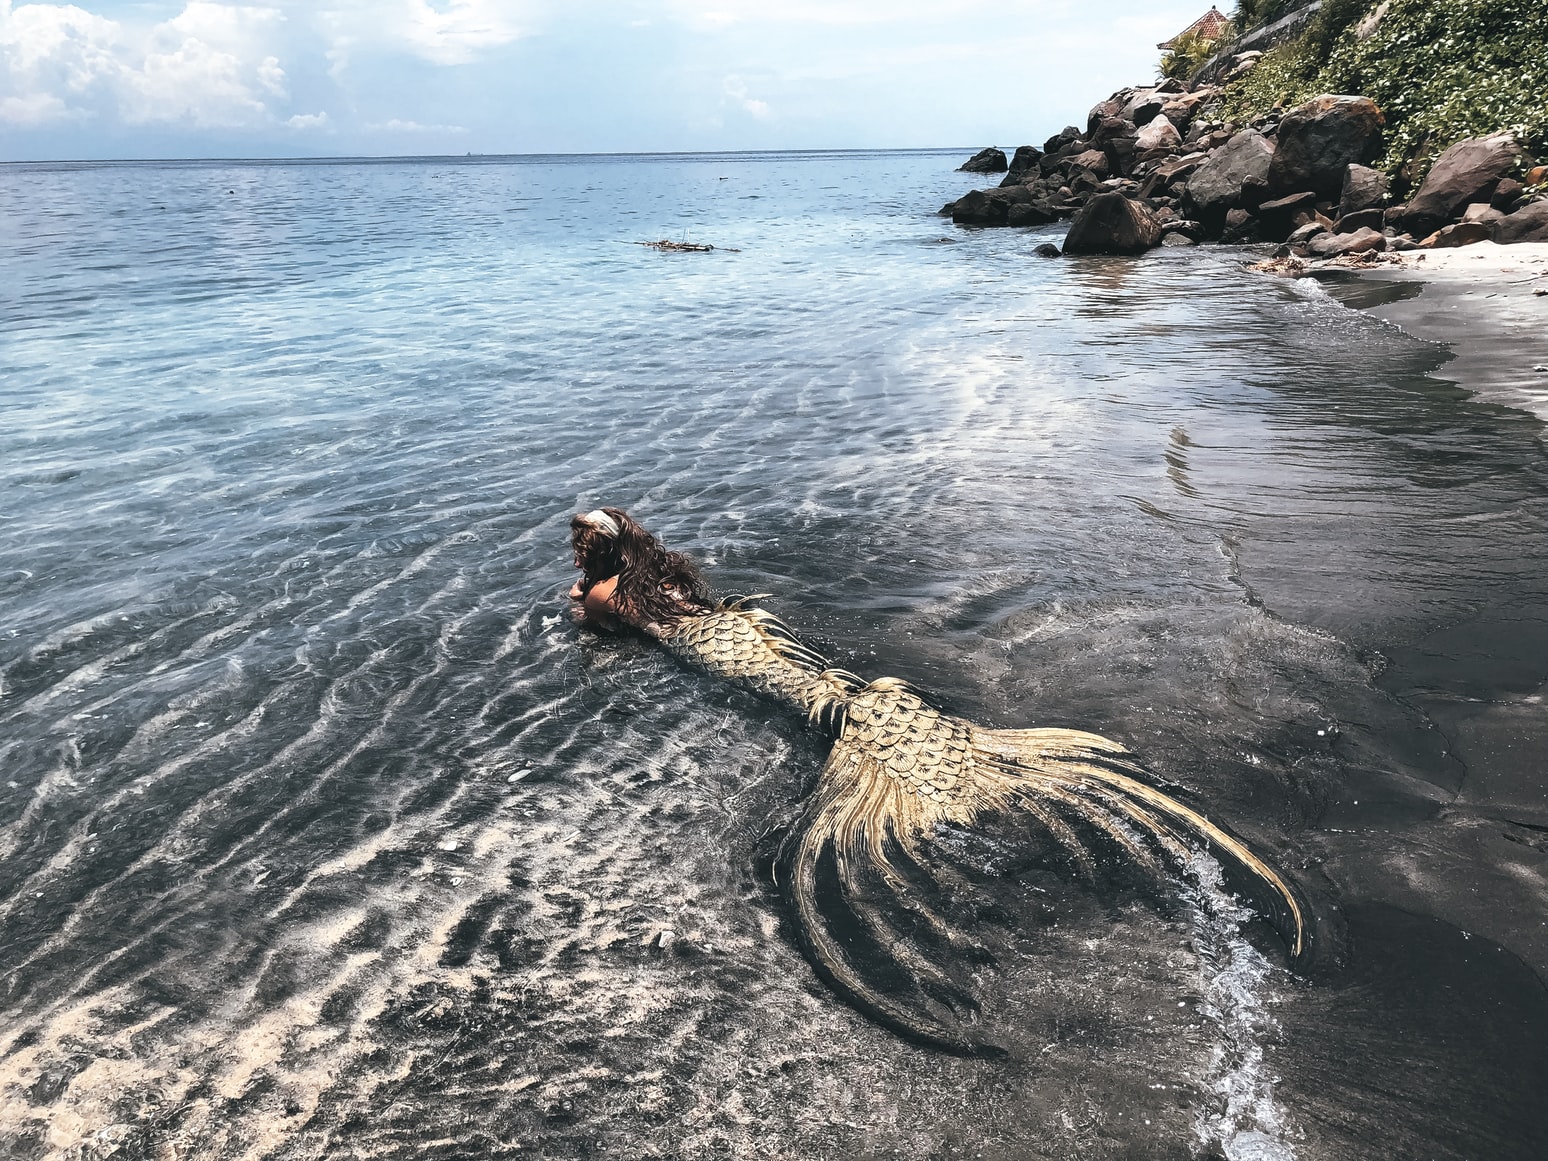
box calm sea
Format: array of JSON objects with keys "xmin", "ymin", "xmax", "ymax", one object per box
[{"xmin": 2, "ymin": 151, "xmax": 1546, "ymax": 1160}]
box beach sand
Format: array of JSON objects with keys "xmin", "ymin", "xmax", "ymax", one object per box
[{"xmin": 1354, "ymin": 240, "xmax": 1548, "ymax": 421}]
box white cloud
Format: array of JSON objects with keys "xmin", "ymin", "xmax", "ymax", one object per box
[
  {"xmin": 402, "ymin": 0, "xmax": 521, "ymax": 65},
  {"xmin": 722, "ymin": 74, "xmax": 769, "ymax": 121},
  {"xmin": 318, "ymin": 0, "xmax": 530, "ymax": 75},
  {"xmin": 0, "ymin": 0, "xmax": 294, "ymax": 127},
  {"xmin": 0, "ymin": 89, "xmax": 67, "ymax": 124},
  {"xmin": 677, "ymin": 1, "xmax": 995, "ymax": 28},
  {"xmin": 286, "ymin": 109, "xmax": 328, "ymax": 128},
  {"xmin": 367, "ymin": 117, "xmax": 468, "ymax": 133}
]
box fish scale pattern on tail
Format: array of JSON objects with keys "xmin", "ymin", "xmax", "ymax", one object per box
[{"xmin": 654, "ymin": 596, "xmax": 1309, "ymax": 1051}]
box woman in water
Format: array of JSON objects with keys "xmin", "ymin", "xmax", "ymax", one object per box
[
  {"xmin": 568, "ymin": 507, "xmax": 710, "ymax": 632},
  {"xmin": 567, "ymin": 507, "xmax": 1309, "ymax": 1051}
]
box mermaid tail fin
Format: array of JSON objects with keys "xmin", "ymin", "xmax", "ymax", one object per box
[
  {"xmin": 973, "ymin": 725, "xmax": 1308, "ymax": 959},
  {"xmin": 775, "ymin": 679, "xmax": 1309, "ymax": 1049}
]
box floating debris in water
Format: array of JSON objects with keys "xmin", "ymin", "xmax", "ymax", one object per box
[{"xmin": 634, "ymin": 239, "xmax": 740, "ymax": 253}]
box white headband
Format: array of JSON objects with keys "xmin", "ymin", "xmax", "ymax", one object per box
[{"xmin": 581, "ymin": 509, "xmax": 620, "ymax": 536}]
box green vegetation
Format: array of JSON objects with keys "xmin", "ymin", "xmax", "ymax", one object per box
[
  {"xmin": 1231, "ymin": 0, "xmax": 1304, "ymax": 29},
  {"xmin": 1221, "ymin": 0, "xmax": 1548, "ymax": 187},
  {"xmin": 1161, "ymin": 27, "xmax": 1232, "ymax": 82}
]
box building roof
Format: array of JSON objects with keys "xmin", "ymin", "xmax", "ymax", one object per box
[{"xmin": 1158, "ymin": 6, "xmax": 1231, "ymax": 49}]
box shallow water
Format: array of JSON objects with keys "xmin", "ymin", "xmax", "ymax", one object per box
[{"xmin": 2, "ymin": 151, "xmax": 1546, "ymax": 1160}]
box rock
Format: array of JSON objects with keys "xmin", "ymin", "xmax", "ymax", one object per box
[
  {"xmin": 1258, "ymin": 191, "xmax": 1318, "ymax": 241},
  {"xmin": 1001, "ymin": 145, "xmax": 1044, "ymax": 185},
  {"xmin": 1260, "ymin": 192, "xmax": 1318, "ymax": 215},
  {"xmin": 1160, "ymin": 93, "xmax": 1210, "ymax": 132},
  {"xmin": 1239, "ymin": 174, "xmax": 1271, "ymax": 211},
  {"xmin": 1268, "ymin": 95, "xmax": 1385, "ymax": 197},
  {"xmin": 1491, "ymin": 178, "xmax": 1525, "ymax": 212},
  {"xmin": 949, "ymin": 188, "xmax": 1007, "ymax": 226},
  {"xmin": 1399, "ymin": 133, "xmax": 1521, "ymax": 236},
  {"xmin": 1062, "ymin": 192, "xmax": 1162, "ymax": 255},
  {"xmin": 951, "ymin": 185, "xmax": 1061, "ymax": 227},
  {"xmin": 1034, "ymin": 243, "xmax": 1062, "ymax": 258},
  {"xmin": 1421, "ymin": 221, "xmax": 1495, "ymax": 248},
  {"xmin": 1131, "ymin": 96, "xmax": 1167, "ymax": 128},
  {"xmin": 1135, "ymin": 115, "xmax": 1182, "ymax": 153},
  {"xmin": 1224, "ymin": 55, "xmax": 1259, "ymax": 82},
  {"xmin": 1163, "ymin": 218, "xmax": 1206, "ymax": 240},
  {"xmin": 1183, "ymin": 129, "xmax": 1275, "ymax": 223},
  {"xmin": 1309, "ymin": 226, "xmax": 1386, "ymax": 257},
  {"xmin": 1335, "ymin": 207, "xmax": 1386, "ymax": 234},
  {"xmin": 1460, "ymin": 203, "xmax": 1506, "ymax": 227},
  {"xmin": 1138, "ymin": 152, "xmax": 1208, "ymax": 198},
  {"xmin": 1527, "ymin": 165, "xmax": 1548, "ymax": 186},
  {"xmin": 1090, "ymin": 117, "xmax": 1139, "ymax": 176},
  {"xmin": 1161, "ymin": 231, "xmax": 1199, "ymax": 246},
  {"xmin": 1069, "ymin": 168, "xmax": 1104, "ymax": 197},
  {"xmin": 1222, "ymin": 208, "xmax": 1261, "ymax": 244},
  {"xmin": 1087, "ymin": 92, "xmax": 1132, "ymax": 134},
  {"xmin": 1357, "ymin": 0, "xmax": 1391, "ymax": 39},
  {"xmin": 1340, "ymin": 164, "xmax": 1389, "ymax": 216},
  {"xmin": 1495, "ymin": 200, "xmax": 1548, "ymax": 244},
  {"xmin": 1044, "ymin": 126, "xmax": 1084, "ymax": 154},
  {"xmin": 1287, "ymin": 221, "xmax": 1329, "ymax": 246},
  {"xmin": 1006, "ymin": 200, "xmax": 1062, "ymax": 227},
  {"xmin": 1387, "ymin": 233, "xmax": 1420, "ymax": 251},
  {"xmin": 1067, "ymin": 149, "xmax": 1111, "ymax": 178},
  {"xmin": 959, "ymin": 147, "xmax": 1009, "ymax": 174}
]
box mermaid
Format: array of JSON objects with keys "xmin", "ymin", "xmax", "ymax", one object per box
[{"xmin": 568, "ymin": 507, "xmax": 1309, "ymax": 1051}]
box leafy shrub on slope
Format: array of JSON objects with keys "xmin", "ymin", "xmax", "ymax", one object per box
[{"xmin": 1222, "ymin": 0, "xmax": 1548, "ymax": 185}]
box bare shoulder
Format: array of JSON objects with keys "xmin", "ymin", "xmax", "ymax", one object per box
[{"xmin": 583, "ymin": 575, "xmax": 620, "ymax": 620}]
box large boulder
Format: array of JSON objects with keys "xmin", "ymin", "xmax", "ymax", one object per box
[
  {"xmin": 1257, "ymin": 191, "xmax": 1318, "ymax": 241},
  {"xmin": 1496, "ymin": 199, "xmax": 1548, "ymax": 244},
  {"xmin": 1334, "ymin": 207, "xmax": 1386, "ymax": 233},
  {"xmin": 1267, "ymin": 95, "xmax": 1384, "ymax": 197},
  {"xmin": 1087, "ymin": 92, "xmax": 1131, "ymax": 135},
  {"xmin": 999, "ymin": 144, "xmax": 1044, "ymax": 186},
  {"xmin": 1123, "ymin": 88, "xmax": 1167, "ymax": 127},
  {"xmin": 958, "ymin": 147, "xmax": 1008, "ymax": 174},
  {"xmin": 1424, "ymin": 221, "xmax": 1494, "ymax": 248},
  {"xmin": 1044, "ymin": 126, "xmax": 1084, "ymax": 154},
  {"xmin": 1183, "ymin": 129, "xmax": 1275, "ymax": 222},
  {"xmin": 1308, "ymin": 226, "xmax": 1385, "ymax": 258},
  {"xmin": 1062, "ymin": 192, "xmax": 1163, "ymax": 255},
  {"xmin": 1159, "ymin": 87, "xmax": 1216, "ymax": 131},
  {"xmin": 1340, "ymin": 163, "xmax": 1388, "ymax": 216},
  {"xmin": 1090, "ymin": 116, "xmax": 1139, "ymax": 176},
  {"xmin": 1398, "ymin": 133, "xmax": 1522, "ymax": 236},
  {"xmin": 1135, "ymin": 115, "xmax": 1182, "ymax": 154},
  {"xmin": 1066, "ymin": 148, "xmax": 1111, "ymax": 178},
  {"xmin": 950, "ymin": 185, "xmax": 1061, "ymax": 227}
]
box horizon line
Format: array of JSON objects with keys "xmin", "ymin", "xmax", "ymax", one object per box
[{"xmin": 0, "ymin": 145, "xmax": 986, "ymax": 167}]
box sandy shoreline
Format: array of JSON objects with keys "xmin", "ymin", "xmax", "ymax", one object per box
[{"xmin": 1331, "ymin": 241, "xmax": 1548, "ymax": 420}]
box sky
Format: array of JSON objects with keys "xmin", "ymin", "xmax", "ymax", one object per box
[{"xmin": 0, "ymin": 0, "xmax": 1209, "ymax": 160}]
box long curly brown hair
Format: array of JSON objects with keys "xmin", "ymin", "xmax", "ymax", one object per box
[{"xmin": 570, "ymin": 507, "xmax": 711, "ymax": 627}]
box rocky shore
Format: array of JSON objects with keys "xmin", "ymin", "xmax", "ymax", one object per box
[{"xmin": 944, "ymin": 79, "xmax": 1548, "ymax": 260}]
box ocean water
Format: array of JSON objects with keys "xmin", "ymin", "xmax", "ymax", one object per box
[{"xmin": 2, "ymin": 151, "xmax": 1547, "ymax": 1161}]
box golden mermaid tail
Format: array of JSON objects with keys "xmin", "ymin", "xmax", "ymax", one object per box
[{"xmin": 655, "ymin": 599, "xmax": 1309, "ymax": 1050}]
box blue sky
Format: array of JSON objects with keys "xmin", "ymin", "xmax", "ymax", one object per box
[{"xmin": 1, "ymin": 1, "xmax": 1207, "ymax": 159}]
